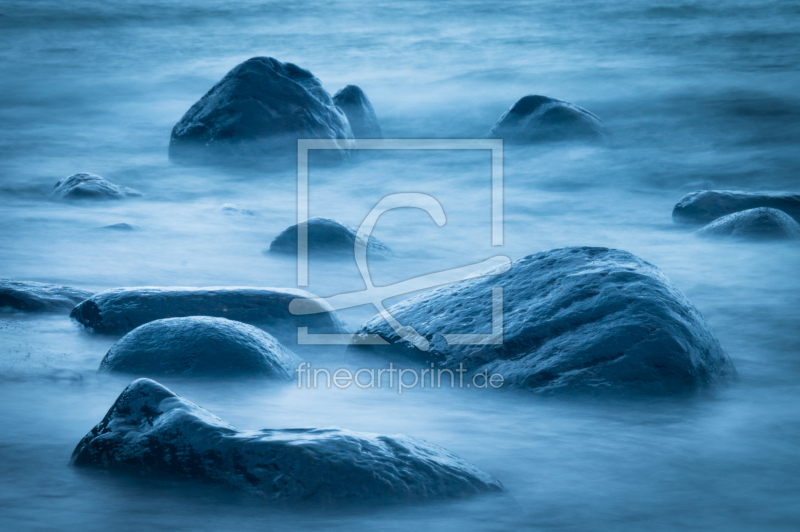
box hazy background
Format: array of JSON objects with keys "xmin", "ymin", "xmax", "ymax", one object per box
[{"xmin": 1, "ymin": 0, "xmax": 799, "ymax": 530}]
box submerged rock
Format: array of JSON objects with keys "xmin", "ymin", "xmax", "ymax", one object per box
[
  {"xmin": 350, "ymin": 247, "xmax": 735, "ymax": 396},
  {"xmin": 673, "ymin": 190, "xmax": 800, "ymax": 225},
  {"xmin": 69, "ymin": 286, "xmax": 345, "ymax": 346},
  {"xmin": 333, "ymin": 85, "xmax": 382, "ymax": 138},
  {"xmin": 487, "ymin": 95, "xmax": 607, "ymax": 143},
  {"xmin": 52, "ymin": 173, "xmax": 141, "ymax": 200},
  {"xmin": 99, "ymin": 317, "xmax": 300, "ymax": 378},
  {"xmin": 220, "ymin": 203, "xmax": 255, "ymax": 216},
  {"xmin": 102, "ymin": 223, "xmax": 140, "ymax": 231},
  {"xmin": 696, "ymin": 207, "xmax": 800, "ymax": 240},
  {"xmin": 269, "ymin": 217, "xmax": 392, "ymax": 258},
  {"xmin": 71, "ymin": 378, "xmax": 505, "ymax": 504},
  {"xmin": 0, "ymin": 280, "xmax": 92, "ymax": 313},
  {"xmin": 169, "ymin": 57, "xmax": 353, "ymax": 162}
]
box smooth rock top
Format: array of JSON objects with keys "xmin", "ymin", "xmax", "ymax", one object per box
[
  {"xmin": 332, "ymin": 85, "xmax": 382, "ymax": 138},
  {"xmin": 269, "ymin": 217, "xmax": 392, "ymax": 258},
  {"xmin": 99, "ymin": 317, "xmax": 301, "ymax": 378},
  {"xmin": 350, "ymin": 247, "xmax": 735, "ymax": 396},
  {"xmin": 696, "ymin": 207, "xmax": 800, "ymax": 240},
  {"xmin": 487, "ymin": 95, "xmax": 607, "ymax": 143},
  {"xmin": 169, "ymin": 57, "xmax": 353, "ymax": 161},
  {"xmin": 69, "ymin": 286, "xmax": 345, "ymax": 346},
  {"xmin": 52, "ymin": 173, "xmax": 141, "ymax": 200},
  {"xmin": 0, "ymin": 280, "xmax": 92, "ymax": 313},
  {"xmin": 71, "ymin": 378, "xmax": 505, "ymax": 504},
  {"xmin": 672, "ymin": 190, "xmax": 800, "ymax": 225}
]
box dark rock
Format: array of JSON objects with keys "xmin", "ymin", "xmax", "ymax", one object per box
[
  {"xmin": 99, "ymin": 317, "xmax": 300, "ymax": 378},
  {"xmin": 332, "ymin": 85, "xmax": 382, "ymax": 138},
  {"xmin": 487, "ymin": 95, "xmax": 607, "ymax": 143},
  {"xmin": 696, "ymin": 207, "xmax": 800, "ymax": 240},
  {"xmin": 350, "ymin": 247, "xmax": 735, "ymax": 396},
  {"xmin": 169, "ymin": 57, "xmax": 354, "ymax": 162},
  {"xmin": 69, "ymin": 286, "xmax": 345, "ymax": 346},
  {"xmin": 102, "ymin": 223, "xmax": 140, "ymax": 231},
  {"xmin": 269, "ymin": 217, "xmax": 392, "ymax": 258},
  {"xmin": 71, "ymin": 378, "xmax": 505, "ymax": 504},
  {"xmin": 673, "ymin": 190, "xmax": 800, "ymax": 225},
  {"xmin": 53, "ymin": 173, "xmax": 141, "ymax": 200},
  {"xmin": 0, "ymin": 280, "xmax": 92, "ymax": 313}
]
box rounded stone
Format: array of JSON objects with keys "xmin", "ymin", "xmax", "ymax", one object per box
[
  {"xmin": 333, "ymin": 84, "xmax": 382, "ymax": 138},
  {"xmin": 169, "ymin": 57, "xmax": 354, "ymax": 162},
  {"xmin": 53, "ymin": 173, "xmax": 141, "ymax": 200},
  {"xmin": 696, "ymin": 207, "xmax": 800, "ymax": 240},
  {"xmin": 269, "ymin": 217, "xmax": 392, "ymax": 258},
  {"xmin": 487, "ymin": 95, "xmax": 607, "ymax": 143},
  {"xmin": 71, "ymin": 378, "xmax": 506, "ymax": 504},
  {"xmin": 673, "ymin": 190, "xmax": 800, "ymax": 225},
  {"xmin": 99, "ymin": 316, "xmax": 301, "ymax": 379},
  {"xmin": 350, "ymin": 247, "xmax": 735, "ymax": 396}
]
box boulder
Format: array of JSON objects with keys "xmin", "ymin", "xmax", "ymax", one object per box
[
  {"xmin": 169, "ymin": 57, "xmax": 354, "ymax": 162},
  {"xmin": 269, "ymin": 217, "xmax": 392, "ymax": 258},
  {"xmin": 487, "ymin": 95, "xmax": 607, "ymax": 143},
  {"xmin": 52, "ymin": 173, "xmax": 141, "ymax": 200},
  {"xmin": 102, "ymin": 223, "xmax": 140, "ymax": 231},
  {"xmin": 350, "ymin": 247, "xmax": 735, "ymax": 396},
  {"xmin": 696, "ymin": 207, "xmax": 800, "ymax": 240},
  {"xmin": 673, "ymin": 190, "xmax": 800, "ymax": 225},
  {"xmin": 69, "ymin": 286, "xmax": 345, "ymax": 346},
  {"xmin": 0, "ymin": 280, "xmax": 92, "ymax": 313},
  {"xmin": 99, "ymin": 317, "xmax": 300, "ymax": 378},
  {"xmin": 71, "ymin": 378, "xmax": 505, "ymax": 504},
  {"xmin": 332, "ymin": 85, "xmax": 382, "ymax": 138}
]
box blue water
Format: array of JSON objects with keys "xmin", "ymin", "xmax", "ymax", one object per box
[{"xmin": 1, "ymin": 0, "xmax": 799, "ymax": 530}]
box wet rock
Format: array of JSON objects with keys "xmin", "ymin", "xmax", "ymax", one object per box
[
  {"xmin": 0, "ymin": 280, "xmax": 92, "ymax": 312},
  {"xmin": 71, "ymin": 378, "xmax": 504, "ymax": 504},
  {"xmin": 696, "ymin": 207, "xmax": 800, "ymax": 240},
  {"xmin": 269, "ymin": 217, "xmax": 392, "ymax": 258},
  {"xmin": 487, "ymin": 95, "xmax": 607, "ymax": 143},
  {"xmin": 332, "ymin": 85, "xmax": 382, "ymax": 138},
  {"xmin": 69, "ymin": 286, "xmax": 345, "ymax": 346},
  {"xmin": 102, "ymin": 223, "xmax": 140, "ymax": 231},
  {"xmin": 99, "ymin": 317, "xmax": 300, "ymax": 378},
  {"xmin": 52, "ymin": 173, "xmax": 141, "ymax": 200},
  {"xmin": 350, "ymin": 247, "xmax": 735, "ymax": 396},
  {"xmin": 673, "ymin": 190, "xmax": 800, "ymax": 225},
  {"xmin": 169, "ymin": 57, "xmax": 353, "ymax": 162}
]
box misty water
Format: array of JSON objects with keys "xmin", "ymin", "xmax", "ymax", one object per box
[{"xmin": 1, "ymin": 0, "xmax": 800, "ymax": 530}]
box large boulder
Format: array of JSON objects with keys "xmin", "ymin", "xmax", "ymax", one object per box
[
  {"xmin": 71, "ymin": 379, "xmax": 505, "ymax": 504},
  {"xmin": 269, "ymin": 217, "xmax": 392, "ymax": 258},
  {"xmin": 350, "ymin": 247, "xmax": 735, "ymax": 396},
  {"xmin": 487, "ymin": 95, "xmax": 607, "ymax": 143},
  {"xmin": 672, "ymin": 190, "xmax": 800, "ymax": 225},
  {"xmin": 169, "ymin": 57, "xmax": 354, "ymax": 162},
  {"xmin": 99, "ymin": 317, "xmax": 301, "ymax": 379},
  {"xmin": 696, "ymin": 207, "xmax": 800, "ymax": 240},
  {"xmin": 0, "ymin": 280, "xmax": 92, "ymax": 313},
  {"xmin": 52, "ymin": 173, "xmax": 141, "ymax": 200},
  {"xmin": 332, "ymin": 85, "xmax": 382, "ymax": 138},
  {"xmin": 69, "ymin": 286, "xmax": 345, "ymax": 346}
]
